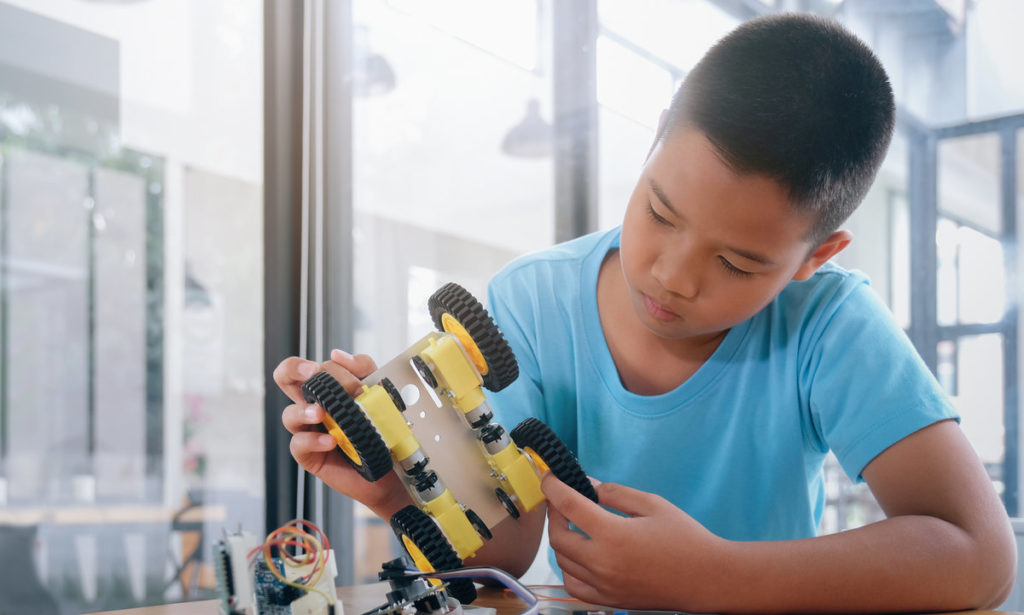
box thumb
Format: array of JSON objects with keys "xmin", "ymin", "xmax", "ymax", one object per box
[
  {"xmin": 331, "ymin": 349, "xmax": 378, "ymax": 379},
  {"xmin": 542, "ymin": 472, "xmax": 607, "ymax": 534}
]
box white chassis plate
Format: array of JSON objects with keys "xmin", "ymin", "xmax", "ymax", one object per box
[{"xmin": 366, "ymin": 331, "xmax": 516, "ymax": 530}]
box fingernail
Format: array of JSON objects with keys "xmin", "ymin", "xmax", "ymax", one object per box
[
  {"xmin": 298, "ymin": 361, "xmax": 317, "ymax": 378},
  {"xmin": 304, "ymin": 405, "xmax": 319, "ymax": 420},
  {"xmin": 318, "ymin": 434, "xmax": 335, "ymax": 447},
  {"xmin": 332, "ymin": 349, "xmax": 353, "ymax": 362}
]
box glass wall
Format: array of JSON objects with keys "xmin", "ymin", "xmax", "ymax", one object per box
[{"xmin": 0, "ymin": 1, "xmax": 264, "ymax": 612}]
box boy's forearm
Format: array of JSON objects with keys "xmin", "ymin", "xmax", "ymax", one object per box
[
  {"xmin": 701, "ymin": 515, "xmax": 1014, "ymax": 613},
  {"xmin": 464, "ymin": 504, "xmax": 547, "ymax": 578}
]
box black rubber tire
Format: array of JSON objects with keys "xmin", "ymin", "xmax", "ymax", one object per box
[
  {"xmin": 379, "ymin": 377, "xmax": 406, "ymax": 412},
  {"xmin": 427, "ymin": 283, "xmax": 518, "ymax": 392},
  {"xmin": 411, "ymin": 354, "xmax": 438, "ymax": 389},
  {"xmin": 464, "ymin": 508, "xmax": 492, "ymax": 541},
  {"xmin": 510, "ymin": 418, "xmax": 598, "ymax": 504},
  {"xmin": 302, "ymin": 371, "xmax": 393, "ymax": 482},
  {"xmin": 390, "ymin": 506, "xmax": 477, "ymax": 604},
  {"xmin": 495, "ymin": 487, "xmax": 520, "ymax": 520}
]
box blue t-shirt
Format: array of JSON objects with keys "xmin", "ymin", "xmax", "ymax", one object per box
[{"xmin": 486, "ymin": 227, "xmax": 957, "ymax": 544}]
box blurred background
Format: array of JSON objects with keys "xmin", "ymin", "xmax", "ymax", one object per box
[{"xmin": 0, "ymin": 0, "xmax": 1020, "ymax": 612}]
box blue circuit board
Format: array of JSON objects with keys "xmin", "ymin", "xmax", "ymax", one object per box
[{"xmin": 252, "ymin": 557, "xmax": 307, "ymax": 615}]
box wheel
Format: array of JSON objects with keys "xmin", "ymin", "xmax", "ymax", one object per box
[
  {"xmin": 427, "ymin": 283, "xmax": 518, "ymax": 392},
  {"xmin": 379, "ymin": 377, "xmax": 406, "ymax": 412},
  {"xmin": 464, "ymin": 508, "xmax": 492, "ymax": 541},
  {"xmin": 302, "ymin": 371, "xmax": 393, "ymax": 482},
  {"xmin": 494, "ymin": 487, "xmax": 520, "ymax": 519},
  {"xmin": 390, "ymin": 506, "xmax": 477, "ymax": 604},
  {"xmin": 510, "ymin": 418, "xmax": 598, "ymax": 504},
  {"xmin": 411, "ymin": 354, "xmax": 438, "ymax": 389}
]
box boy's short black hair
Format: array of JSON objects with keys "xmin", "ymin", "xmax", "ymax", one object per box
[{"xmin": 658, "ymin": 13, "xmax": 895, "ymax": 246}]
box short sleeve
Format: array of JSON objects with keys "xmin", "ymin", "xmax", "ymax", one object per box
[
  {"xmin": 800, "ymin": 278, "xmax": 958, "ymax": 482},
  {"xmin": 485, "ymin": 269, "xmax": 548, "ymax": 429}
]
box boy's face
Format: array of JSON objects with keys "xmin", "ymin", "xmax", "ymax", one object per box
[{"xmin": 619, "ymin": 126, "xmax": 836, "ymax": 342}]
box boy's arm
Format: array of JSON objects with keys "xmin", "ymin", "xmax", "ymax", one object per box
[
  {"xmin": 544, "ymin": 419, "xmax": 1016, "ymax": 613},
  {"xmin": 464, "ymin": 504, "xmax": 547, "ymax": 577}
]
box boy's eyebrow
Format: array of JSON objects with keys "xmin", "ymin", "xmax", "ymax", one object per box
[
  {"xmin": 649, "ymin": 178, "xmax": 679, "ymax": 217},
  {"xmin": 726, "ymin": 245, "xmax": 775, "ymax": 266},
  {"xmin": 648, "ymin": 177, "xmax": 776, "ymax": 266}
]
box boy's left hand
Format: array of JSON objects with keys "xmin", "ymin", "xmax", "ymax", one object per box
[{"xmin": 542, "ymin": 473, "xmax": 727, "ymax": 609}]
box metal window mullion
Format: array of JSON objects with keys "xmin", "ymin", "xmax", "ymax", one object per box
[
  {"xmin": 0, "ymin": 150, "xmax": 6, "ymax": 472},
  {"xmin": 552, "ymin": 0, "xmax": 599, "ymax": 243},
  {"xmin": 937, "ymin": 322, "xmax": 1012, "ymax": 340},
  {"xmin": 1000, "ymin": 128, "xmax": 1019, "ymax": 516},
  {"xmin": 263, "ymin": 0, "xmax": 306, "ymax": 537},
  {"xmin": 310, "ymin": 0, "xmax": 328, "ymax": 539},
  {"xmin": 908, "ymin": 130, "xmax": 939, "ymax": 372},
  {"xmin": 294, "ymin": 0, "xmax": 357, "ymax": 584},
  {"xmin": 295, "ymin": 0, "xmax": 314, "ymax": 526},
  {"xmin": 320, "ymin": 0, "xmax": 356, "ymax": 586},
  {"xmin": 86, "ymin": 168, "xmax": 96, "ymax": 465}
]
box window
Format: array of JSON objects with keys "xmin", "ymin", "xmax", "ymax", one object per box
[{"xmin": 0, "ymin": 1, "xmax": 264, "ymax": 611}]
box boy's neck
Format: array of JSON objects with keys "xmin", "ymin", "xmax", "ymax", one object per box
[{"xmin": 597, "ymin": 250, "xmax": 728, "ymax": 396}]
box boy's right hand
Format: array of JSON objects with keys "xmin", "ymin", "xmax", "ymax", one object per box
[{"xmin": 273, "ymin": 349, "xmax": 412, "ymax": 519}]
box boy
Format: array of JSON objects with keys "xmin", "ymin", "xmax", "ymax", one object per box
[{"xmin": 275, "ymin": 13, "xmax": 1015, "ymax": 612}]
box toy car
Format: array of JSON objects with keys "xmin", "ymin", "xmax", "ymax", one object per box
[{"xmin": 301, "ymin": 283, "xmax": 597, "ymax": 604}]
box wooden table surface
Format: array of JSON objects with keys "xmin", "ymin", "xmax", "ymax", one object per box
[{"xmin": 87, "ymin": 582, "xmax": 1023, "ymax": 615}]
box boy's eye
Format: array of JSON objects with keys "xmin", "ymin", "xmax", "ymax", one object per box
[
  {"xmin": 719, "ymin": 256, "xmax": 754, "ymax": 278},
  {"xmin": 646, "ymin": 203, "xmax": 671, "ymax": 226}
]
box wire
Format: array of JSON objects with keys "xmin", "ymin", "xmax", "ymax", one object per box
[
  {"xmin": 251, "ymin": 518, "xmax": 337, "ymax": 607},
  {"xmin": 401, "ymin": 566, "xmax": 540, "ymax": 615},
  {"xmin": 522, "ymin": 585, "xmax": 581, "ymax": 603}
]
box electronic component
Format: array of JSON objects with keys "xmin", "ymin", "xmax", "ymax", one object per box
[
  {"xmin": 214, "ymin": 520, "xmax": 341, "ymax": 615},
  {"xmin": 214, "ymin": 529, "xmax": 260, "ymax": 614}
]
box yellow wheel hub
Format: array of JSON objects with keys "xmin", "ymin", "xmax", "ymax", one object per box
[
  {"xmin": 524, "ymin": 447, "xmax": 549, "ymax": 474},
  {"xmin": 323, "ymin": 414, "xmax": 363, "ymax": 467},
  {"xmin": 401, "ymin": 535, "xmax": 442, "ymax": 587},
  {"xmin": 441, "ymin": 313, "xmax": 489, "ymax": 376}
]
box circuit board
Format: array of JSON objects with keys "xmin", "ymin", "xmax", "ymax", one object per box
[{"xmin": 214, "ymin": 528, "xmax": 341, "ymax": 615}]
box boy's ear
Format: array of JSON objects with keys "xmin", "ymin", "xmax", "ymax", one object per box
[{"xmin": 792, "ymin": 230, "xmax": 852, "ymax": 281}]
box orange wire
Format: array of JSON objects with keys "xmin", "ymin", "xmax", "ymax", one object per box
[
  {"xmin": 244, "ymin": 519, "xmax": 333, "ymax": 589},
  {"xmin": 253, "ymin": 521, "xmax": 328, "ymax": 584}
]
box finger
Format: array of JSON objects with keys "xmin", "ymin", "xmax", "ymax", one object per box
[
  {"xmin": 546, "ymin": 494, "xmax": 572, "ymax": 533},
  {"xmin": 289, "ymin": 431, "xmax": 341, "ymax": 469},
  {"xmin": 273, "ymin": 357, "xmax": 321, "ymax": 404},
  {"xmin": 542, "ymin": 472, "xmax": 611, "ymax": 536},
  {"xmin": 592, "ymin": 481, "xmax": 664, "ymax": 518},
  {"xmin": 547, "ymin": 505, "xmax": 593, "ymax": 564},
  {"xmin": 318, "ymin": 362, "xmax": 368, "ymax": 398},
  {"xmin": 330, "ymin": 349, "xmax": 378, "ymax": 379},
  {"xmin": 561, "ymin": 569, "xmax": 605, "ymax": 607},
  {"xmin": 282, "ymin": 402, "xmax": 324, "ymax": 434}
]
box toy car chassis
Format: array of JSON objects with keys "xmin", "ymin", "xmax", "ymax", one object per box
[{"xmin": 301, "ymin": 283, "xmax": 597, "ymax": 604}]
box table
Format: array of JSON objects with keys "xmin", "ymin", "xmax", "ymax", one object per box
[{"xmin": 87, "ymin": 582, "xmax": 1024, "ymax": 615}]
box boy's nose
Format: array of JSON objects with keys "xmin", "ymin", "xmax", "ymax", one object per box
[{"xmin": 652, "ymin": 253, "xmax": 700, "ymax": 300}]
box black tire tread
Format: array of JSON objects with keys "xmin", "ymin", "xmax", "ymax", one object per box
[
  {"xmin": 427, "ymin": 283, "xmax": 518, "ymax": 392},
  {"xmin": 302, "ymin": 371, "xmax": 393, "ymax": 482},
  {"xmin": 390, "ymin": 506, "xmax": 477, "ymax": 604},
  {"xmin": 510, "ymin": 418, "xmax": 598, "ymax": 504}
]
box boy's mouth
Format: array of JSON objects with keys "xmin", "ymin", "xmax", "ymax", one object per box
[{"xmin": 642, "ymin": 293, "xmax": 679, "ymax": 322}]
